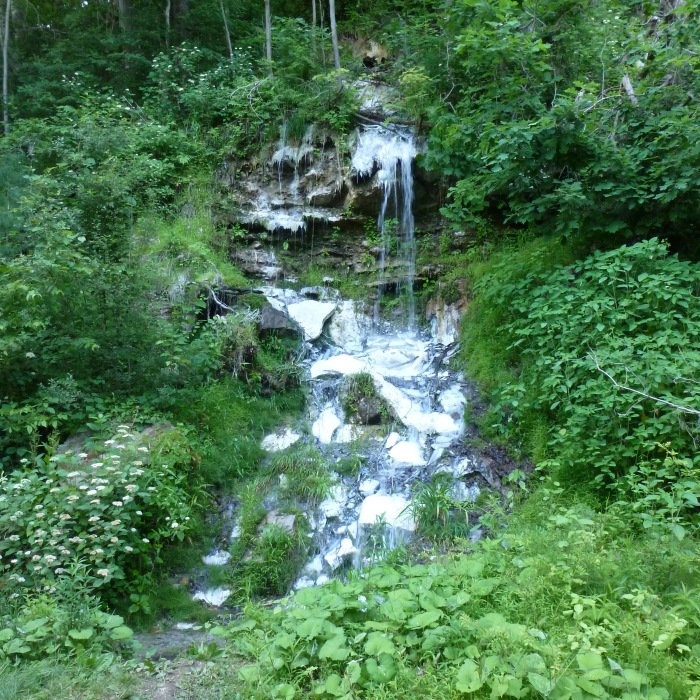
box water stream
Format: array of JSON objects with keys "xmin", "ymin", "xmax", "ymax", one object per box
[{"xmin": 195, "ymin": 127, "xmax": 477, "ymax": 605}]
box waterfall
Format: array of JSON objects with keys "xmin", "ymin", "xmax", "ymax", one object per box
[{"xmin": 351, "ymin": 127, "xmax": 417, "ymax": 328}]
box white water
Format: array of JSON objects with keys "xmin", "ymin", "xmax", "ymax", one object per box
[
  {"xmin": 195, "ymin": 126, "xmax": 476, "ymax": 605},
  {"xmin": 352, "ymin": 127, "xmax": 417, "ymax": 328}
]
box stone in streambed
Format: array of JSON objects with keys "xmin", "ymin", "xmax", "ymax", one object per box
[
  {"xmin": 261, "ymin": 428, "xmax": 301, "ymax": 452},
  {"xmin": 358, "ymin": 493, "xmax": 415, "ymax": 532},
  {"xmin": 312, "ymin": 407, "xmax": 341, "ymax": 444},
  {"xmin": 287, "ymin": 300, "xmax": 336, "ymax": 341},
  {"xmin": 389, "ymin": 441, "xmax": 426, "ymax": 466}
]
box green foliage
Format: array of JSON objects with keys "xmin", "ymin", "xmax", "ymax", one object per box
[
  {"xmin": 216, "ymin": 481, "xmax": 700, "ymax": 699},
  {"xmin": 462, "ymin": 238, "xmax": 700, "ymax": 500},
  {"xmin": 421, "ymin": 0, "xmax": 700, "ymax": 248},
  {"xmin": 409, "ymin": 473, "xmax": 473, "ymax": 541},
  {"xmin": 268, "ymin": 444, "xmax": 333, "ymax": 505},
  {"xmin": 0, "ymin": 592, "xmax": 133, "ymax": 661},
  {"xmin": 0, "ymin": 427, "xmax": 198, "ymax": 604},
  {"xmin": 341, "ymin": 372, "xmax": 388, "ymax": 425}
]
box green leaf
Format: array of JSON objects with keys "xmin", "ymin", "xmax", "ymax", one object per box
[
  {"xmin": 272, "ymin": 683, "xmax": 296, "ymax": 700},
  {"xmin": 319, "ymin": 635, "xmax": 351, "ymax": 661},
  {"xmin": 109, "ymin": 626, "xmax": 134, "ymax": 641},
  {"xmin": 364, "ymin": 633, "xmax": 395, "ymax": 656},
  {"xmin": 455, "ymin": 659, "xmax": 483, "ymax": 693},
  {"xmin": 68, "ymin": 628, "xmax": 94, "ymax": 640},
  {"xmin": 528, "ymin": 672, "xmax": 554, "ymax": 695},
  {"xmin": 407, "ymin": 610, "xmax": 443, "ymax": 629},
  {"xmin": 672, "ymin": 523, "xmax": 686, "ymax": 541}
]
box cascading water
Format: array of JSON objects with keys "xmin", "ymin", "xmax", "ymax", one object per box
[
  {"xmin": 193, "ymin": 124, "xmax": 479, "ymax": 606},
  {"xmin": 351, "ymin": 127, "xmax": 417, "ymax": 328}
]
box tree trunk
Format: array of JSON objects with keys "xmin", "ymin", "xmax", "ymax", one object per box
[
  {"xmin": 328, "ymin": 0, "xmax": 341, "ymax": 76},
  {"xmin": 311, "ymin": 0, "xmax": 317, "ymax": 59},
  {"xmin": 220, "ymin": 0, "xmax": 233, "ymax": 59},
  {"xmin": 2, "ymin": 0, "xmax": 9, "ymax": 135},
  {"xmin": 264, "ymin": 0, "xmax": 272, "ymax": 74},
  {"xmin": 165, "ymin": 0, "xmax": 171, "ymax": 48},
  {"xmin": 117, "ymin": 0, "xmax": 132, "ymax": 31}
]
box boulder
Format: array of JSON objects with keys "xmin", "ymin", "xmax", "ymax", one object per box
[
  {"xmin": 259, "ymin": 303, "xmax": 299, "ymax": 336},
  {"xmin": 358, "ymin": 493, "xmax": 415, "ymax": 532},
  {"xmin": 312, "ymin": 407, "xmax": 341, "ymax": 444},
  {"xmin": 287, "ymin": 300, "xmax": 336, "ymax": 341},
  {"xmin": 261, "ymin": 428, "xmax": 301, "ymax": 453}
]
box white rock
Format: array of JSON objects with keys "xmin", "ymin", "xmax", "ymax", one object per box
[
  {"xmin": 438, "ymin": 385, "xmax": 467, "ymax": 418},
  {"xmin": 374, "ymin": 375, "xmax": 461, "ymax": 435},
  {"xmin": 304, "ymin": 555, "xmax": 324, "ymax": 577},
  {"xmin": 428, "ymin": 447, "xmax": 444, "ymax": 465},
  {"xmin": 193, "ymin": 588, "xmax": 232, "ymax": 607},
  {"xmin": 389, "ymin": 441, "xmax": 426, "ymax": 466},
  {"xmin": 335, "ymin": 424, "xmax": 362, "ymax": 443},
  {"xmin": 261, "ymin": 429, "xmax": 301, "ymax": 452},
  {"xmin": 312, "ymin": 407, "xmax": 341, "ymax": 444},
  {"xmin": 287, "ymin": 300, "xmax": 336, "ymax": 341},
  {"xmin": 385, "ymin": 432, "xmax": 400, "ymax": 449},
  {"xmin": 328, "ymin": 300, "xmax": 369, "ymax": 354},
  {"xmin": 317, "ymin": 575, "xmax": 330, "ymax": 585},
  {"xmin": 358, "ymin": 493, "xmax": 416, "ymax": 532},
  {"xmin": 346, "ymin": 521, "xmax": 359, "ymax": 541},
  {"xmin": 310, "ymin": 354, "xmax": 366, "ymax": 379},
  {"xmin": 319, "ymin": 484, "xmax": 347, "ymax": 518},
  {"xmin": 175, "ymin": 622, "xmax": 196, "ymax": 630},
  {"xmin": 294, "ymin": 577, "xmax": 315, "ymax": 590},
  {"xmin": 231, "ymin": 524, "xmax": 242, "ymax": 540},
  {"xmin": 202, "ymin": 550, "xmax": 231, "ymax": 566},
  {"xmin": 453, "ymin": 457, "xmax": 477, "ymax": 477},
  {"xmin": 359, "ymin": 479, "xmax": 380, "ymax": 496},
  {"xmin": 324, "ymin": 537, "xmax": 358, "ymax": 570}
]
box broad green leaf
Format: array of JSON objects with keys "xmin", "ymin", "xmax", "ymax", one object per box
[{"xmin": 456, "ymin": 659, "xmax": 483, "ymax": 693}]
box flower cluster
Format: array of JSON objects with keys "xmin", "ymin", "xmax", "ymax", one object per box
[{"xmin": 0, "ymin": 426, "xmax": 194, "ymax": 597}]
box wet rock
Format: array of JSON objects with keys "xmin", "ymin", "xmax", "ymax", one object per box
[
  {"xmin": 311, "ymin": 354, "xmax": 365, "ymax": 378},
  {"xmin": 335, "ymin": 424, "xmax": 362, "ymax": 443},
  {"xmin": 354, "ymin": 396, "xmax": 384, "ymax": 425},
  {"xmin": 294, "ymin": 577, "xmax": 316, "ymax": 590},
  {"xmin": 385, "ymin": 432, "xmax": 400, "ymax": 449},
  {"xmin": 312, "ymin": 407, "xmax": 341, "ymax": 444},
  {"xmin": 202, "ymin": 550, "xmax": 231, "ymax": 566},
  {"xmin": 324, "ymin": 537, "xmax": 358, "ymax": 570},
  {"xmin": 328, "ymin": 300, "xmax": 369, "ymax": 354},
  {"xmin": 317, "ymin": 574, "xmax": 330, "ymax": 585},
  {"xmin": 259, "ymin": 304, "xmax": 300, "ymax": 336},
  {"xmin": 287, "ymin": 300, "xmax": 336, "ymax": 341},
  {"xmin": 319, "ymin": 484, "xmax": 347, "ymax": 519},
  {"xmin": 359, "ymin": 479, "xmax": 380, "ymax": 496},
  {"xmin": 193, "ymin": 588, "xmax": 232, "ymax": 607},
  {"xmin": 438, "ymin": 384, "xmax": 467, "ymax": 418},
  {"xmin": 358, "ymin": 493, "xmax": 415, "ymax": 532},
  {"xmin": 304, "ymin": 555, "xmax": 324, "ymax": 577},
  {"xmin": 264, "ymin": 510, "xmax": 297, "ymax": 533},
  {"xmin": 232, "ymin": 246, "xmax": 282, "ymax": 280},
  {"xmin": 374, "ymin": 375, "xmax": 461, "ymax": 434},
  {"xmin": 389, "ymin": 441, "xmax": 426, "ymax": 466},
  {"xmin": 261, "ymin": 428, "xmax": 301, "ymax": 452}
]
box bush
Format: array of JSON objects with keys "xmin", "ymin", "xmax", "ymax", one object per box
[
  {"xmin": 462, "ymin": 238, "xmax": 700, "ymax": 496},
  {"xmin": 0, "ymin": 426, "xmax": 198, "ymax": 606}
]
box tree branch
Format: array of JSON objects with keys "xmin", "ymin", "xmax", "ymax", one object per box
[{"xmin": 591, "ymin": 352, "xmax": 700, "ymax": 415}]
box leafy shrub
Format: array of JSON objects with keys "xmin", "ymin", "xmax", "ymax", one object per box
[
  {"xmin": 462, "ymin": 238, "xmax": 700, "ymax": 497},
  {"xmin": 0, "ymin": 590, "xmax": 132, "ymax": 661},
  {"xmin": 0, "ymin": 427, "xmax": 197, "ymax": 605}
]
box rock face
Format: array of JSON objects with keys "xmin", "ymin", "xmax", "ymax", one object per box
[
  {"xmin": 287, "ymin": 300, "xmax": 336, "ymax": 341},
  {"xmin": 219, "ymin": 123, "xmax": 442, "ymax": 280}
]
